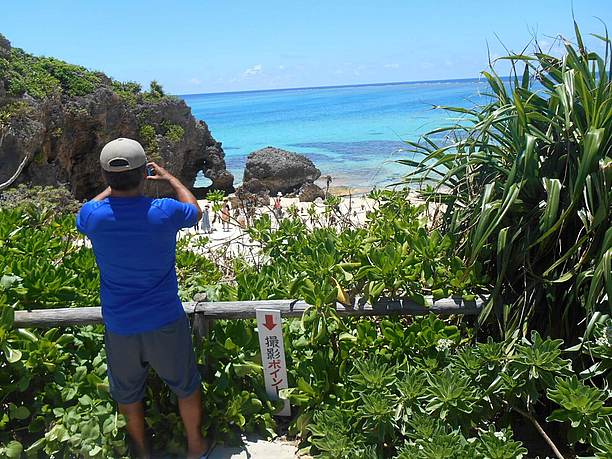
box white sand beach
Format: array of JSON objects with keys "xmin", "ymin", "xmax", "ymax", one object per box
[
  {"xmin": 178, "ymin": 188, "xmax": 428, "ymax": 263},
  {"xmin": 180, "ymin": 194, "xmax": 377, "ymax": 254}
]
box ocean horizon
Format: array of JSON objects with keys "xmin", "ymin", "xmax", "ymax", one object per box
[
  {"xmin": 182, "ymin": 77, "xmax": 492, "ymax": 190},
  {"xmin": 179, "ymin": 76, "xmax": 491, "ymax": 97}
]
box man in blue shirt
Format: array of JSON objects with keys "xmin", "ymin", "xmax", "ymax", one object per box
[{"xmin": 76, "ymin": 138, "xmax": 211, "ymax": 458}]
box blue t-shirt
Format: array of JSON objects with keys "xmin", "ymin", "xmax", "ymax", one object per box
[{"xmin": 76, "ymin": 196, "xmax": 198, "ymax": 335}]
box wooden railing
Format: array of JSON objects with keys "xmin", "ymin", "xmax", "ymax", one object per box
[
  {"xmin": 14, "ymin": 297, "xmax": 483, "ymax": 380},
  {"xmin": 13, "ymin": 297, "xmax": 483, "ymax": 329}
]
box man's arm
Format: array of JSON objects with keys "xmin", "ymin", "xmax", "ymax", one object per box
[
  {"xmin": 146, "ymin": 162, "xmax": 202, "ymax": 221},
  {"xmin": 93, "ymin": 186, "xmax": 112, "ymax": 201}
]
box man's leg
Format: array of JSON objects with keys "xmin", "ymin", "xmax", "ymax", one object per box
[
  {"xmin": 178, "ymin": 388, "xmax": 209, "ymax": 458},
  {"xmin": 118, "ymin": 401, "xmax": 150, "ymax": 459},
  {"xmin": 144, "ymin": 316, "xmax": 209, "ymax": 457},
  {"xmin": 105, "ymin": 328, "xmax": 150, "ymax": 458}
]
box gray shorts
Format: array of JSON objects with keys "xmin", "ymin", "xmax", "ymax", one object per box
[{"xmin": 104, "ymin": 314, "xmax": 201, "ymax": 404}]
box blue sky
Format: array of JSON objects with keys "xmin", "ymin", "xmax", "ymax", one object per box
[{"xmin": 1, "ymin": 1, "xmax": 610, "ymax": 94}]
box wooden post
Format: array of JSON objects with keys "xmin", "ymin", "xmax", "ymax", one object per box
[
  {"xmin": 191, "ymin": 300, "xmax": 215, "ymax": 379},
  {"xmin": 192, "ymin": 311, "xmax": 209, "ymax": 341}
]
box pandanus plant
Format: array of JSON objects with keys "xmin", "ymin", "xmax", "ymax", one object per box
[{"xmin": 402, "ymin": 23, "xmax": 611, "ymax": 342}]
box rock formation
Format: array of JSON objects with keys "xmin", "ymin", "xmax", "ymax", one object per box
[
  {"xmin": 298, "ymin": 182, "xmax": 325, "ymax": 202},
  {"xmin": 235, "ymin": 177, "xmax": 271, "ymax": 206},
  {"xmin": 239, "ymin": 146, "xmax": 324, "ymax": 202},
  {"xmin": 0, "ymin": 34, "xmax": 233, "ymax": 200}
]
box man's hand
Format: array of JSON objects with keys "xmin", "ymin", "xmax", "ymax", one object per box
[
  {"xmin": 147, "ymin": 162, "xmax": 202, "ymax": 220},
  {"xmin": 146, "ymin": 162, "xmax": 174, "ymax": 181}
]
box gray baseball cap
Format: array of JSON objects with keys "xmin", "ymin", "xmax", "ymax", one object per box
[{"xmin": 100, "ymin": 138, "xmax": 147, "ymax": 172}]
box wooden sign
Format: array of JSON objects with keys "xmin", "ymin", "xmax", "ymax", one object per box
[{"xmin": 255, "ymin": 308, "xmax": 291, "ymax": 416}]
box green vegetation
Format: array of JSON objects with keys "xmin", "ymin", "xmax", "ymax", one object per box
[
  {"xmin": 403, "ymin": 24, "xmax": 611, "ymax": 342},
  {"xmin": 162, "ymin": 121, "xmax": 185, "ymax": 143},
  {"xmin": 0, "ymin": 102, "xmax": 32, "ymax": 126},
  {"xmin": 0, "ymin": 40, "xmax": 172, "ymax": 107},
  {"xmin": 112, "ymin": 80, "xmax": 175, "ymax": 106},
  {"xmin": 205, "ymin": 189, "xmax": 227, "ymax": 213},
  {"xmin": 3, "ymin": 49, "xmax": 101, "ymax": 99},
  {"xmin": 137, "ymin": 123, "xmax": 161, "ymax": 160},
  {"xmin": 0, "ymin": 185, "xmax": 80, "ymax": 214},
  {"xmin": 223, "ymin": 190, "xmax": 482, "ymax": 306},
  {"xmin": 297, "ymin": 329, "xmax": 610, "ymax": 458},
  {"xmin": 137, "ymin": 121, "xmax": 185, "ymax": 160},
  {"xmin": 138, "ymin": 123, "xmax": 157, "ymax": 148},
  {"xmin": 50, "ymin": 127, "xmax": 63, "ymax": 139},
  {"xmin": 1, "ymin": 188, "xmax": 609, "ymax": 457},
  {"xmin": 110, "ymin": 81, "xmax": 142, "ymax": 107},
  {"xmin": 146, "ymin": 80, "xmax": 165, "ymax": 99}
]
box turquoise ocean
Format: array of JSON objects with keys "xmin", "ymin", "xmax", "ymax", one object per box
[{"xmin": 182, "ymin": 78, "xmax": 490, "ymax": 189}]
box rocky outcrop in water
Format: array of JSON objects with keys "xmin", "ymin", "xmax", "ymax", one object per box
[
  {"xmin": 241, "ymin": 146, "xmax": 321, "ymax": 201},
  {"xmin": 0, "ymin": 34, "xmax": 233, "ymax": 200}
]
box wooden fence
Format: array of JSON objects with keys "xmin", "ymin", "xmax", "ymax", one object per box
[
  {"xmin": 13, "ymin": 297, "xmax": 483, "ymax": 383},
  {"xmin": 14, "ymin": 297, "xmax": 483, "ymax": 330}
]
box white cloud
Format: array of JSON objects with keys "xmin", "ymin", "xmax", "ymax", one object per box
[
  {"xmin": 244, "ymin": 64, "xmax": 263, "ymax": 77},
  {"xmin": 278, "ymin": 64, "xmax": 286, "ymax": 70},
  {"xmin": 189, "ymin": 77, "xmax": 201, "ymax": 85},
  {"xmin": 539, "ymin": 39, "xmax": 551, "ymax": 49},
  {"xmin": 536, "ymin": 37, "xmax": 565, "ymax": 57},
  {"xmin": 384, "ymin": 63, "xmax": 400, "ymax": 69},
  {"xmin": 352, "ymin": 63, "xmax": 368, "ymax": 76}
]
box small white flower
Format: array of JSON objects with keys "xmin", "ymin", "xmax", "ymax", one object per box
[
  {"xmin": 436, "ymin": 338, "xmax": 453, "ymax": 351},
  {"xmin": 493, "ymin": 431, "xmax": 506, "ymax": 441},
  {"xmin": 595, "ymin": 336, "xmax": 608, "ymax": 347}
]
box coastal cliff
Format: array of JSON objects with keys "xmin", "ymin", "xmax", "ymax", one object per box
[{"xmin": 0, "ymin": 34, "xmax": 234, "ymax": 200}]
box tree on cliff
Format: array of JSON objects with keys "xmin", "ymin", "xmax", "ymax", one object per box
[{"xmin": 149, "ymin": 80, "xmax": 165, "ymax": 98}]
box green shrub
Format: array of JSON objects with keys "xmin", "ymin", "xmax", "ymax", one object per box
[
  {"xmin": 402, "ymin": 23, "xmax": 612, "ymax": 342},
  {"xmin": 149, "ymin": 80, "xmax": 164, "ymax": 97},
  {"xmin": 547, "ymin": 375, "xmax": 612, "ymax": 445},
  {"xmin": 5, "ymin": 48, "xmax": 100, "ymax": 98},
  {"xmin": 284, "ymin": 323, "xmax": 610, "ymax": 458},
  {"xmin": 138, "ymin": 123, "xmax": 160, "ymax": 159},
  {"xmin": 138, "ymin": 123, "xmax": 156, "ymax": 145},
  {"xmin": 0, "ymin": 45, "xmax": 172, "ymax": 105},
  {"xmin": 206, "ymin": 189, "xmax": 226, "ymax": 212},
  {"xmin": 51, "ymin": 127, "xmax": 63, "ymax": 139},
  {"xmin": 142, "ymin": 80, "xmax": 166, "ymax": 102},
  {"xmin": 162, "ymin": 121, "xmax": 184, "ymax": 142},
  {"xmin": 0, "ymin": 190, "xmax": 610, "ymax": 456},
  {"xmin": 0, "ymin": 57, "xmax": 10, "ymax": 83},
  {"xmin": 237, "ymin": 190, "xmax": 483, "ymax": 307},
  {"xmin": 111, "ymin": 80, "xmax": 142, "ymax": 107},
  {"xmin": 0, "ymin": 185, "xmax": 80, "ymax": 215},
  {"xmin": 0, "ymin": 101, "xmax": 32, "ymax": 126}
]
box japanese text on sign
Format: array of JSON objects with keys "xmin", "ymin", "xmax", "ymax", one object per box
[{"xmin": 255, "ymin": 309, "xmax": 290, "ymax": 416}]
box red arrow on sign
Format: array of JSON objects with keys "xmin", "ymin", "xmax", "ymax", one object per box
[{"xmin": 263, "ymin": 314, "xmax": 277, "ymax": 330}]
